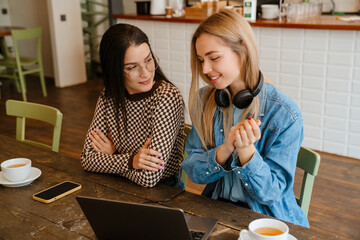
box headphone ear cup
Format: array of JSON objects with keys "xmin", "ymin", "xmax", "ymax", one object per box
[
  {"xmin": 233, "ymin": 90, "xmax": 253, "ymax": 109},
  {"xmin": 215, "ymin": 71, "xmax": 264, "ymax": 109},
  {"xmin": 215, "ymin": 89, "xmax": 230, "ymax": 108}
]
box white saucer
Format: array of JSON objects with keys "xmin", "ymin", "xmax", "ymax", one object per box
[
  {"xmin": 0, "ymin": 167, "xmax": 42, "ymax": 187},
  {"xmin": 239, "ymin": 232, "xmax": 297, "ymax": 240}
]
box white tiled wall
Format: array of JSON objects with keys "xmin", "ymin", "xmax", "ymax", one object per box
[{"xmin": 117, "ymin": 19, "xmax": 360, "ymax": 159}]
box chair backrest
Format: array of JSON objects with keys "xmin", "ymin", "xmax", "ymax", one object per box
[
  {"xmin": 6, "ymin": 99, "xmax": 63, "ymax": 152},
  {"xmin": 11, "ymin": 27, "xmax": 43, "ymax": 68},
  {"xmin": 296, "ymin": 146, "xmax": 321, "ymax": 216},
  {"xmin": 180, "ymin": 124, "xmax": 192, "ymax": 187}
]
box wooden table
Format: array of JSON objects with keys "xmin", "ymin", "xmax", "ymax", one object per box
[{"xmin": 0, "ymin": 135, "xmax": 336, "ymax": 239}]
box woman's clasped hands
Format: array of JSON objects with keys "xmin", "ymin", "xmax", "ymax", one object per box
[
  {"xmin": 233, "ymin": 118, "xmax": 262, "ymax": 150},
  {"xmin": 90, "ymin": 129, "xmax": 164, "ymax": 172},
  {"xmin": 217, "ymin": 118, "xmax": 262, "ymax": 166}
]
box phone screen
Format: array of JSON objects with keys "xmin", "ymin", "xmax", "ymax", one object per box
[{"xmin": 34, "ymin": 181, "xmax": 80, "ymax": 200}]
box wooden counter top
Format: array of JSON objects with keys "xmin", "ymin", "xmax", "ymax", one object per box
[{"xmin": 113, "ymin": 14, "xmax": 360, "ymax": 31}]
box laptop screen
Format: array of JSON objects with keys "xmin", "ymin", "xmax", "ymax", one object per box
[{"xmin": 76, "ymin": 196, "xmax": 217, "ymax": 240}]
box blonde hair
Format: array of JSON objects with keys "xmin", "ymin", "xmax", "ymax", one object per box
[{"xmin": 189, "ymin": 10, "xmax": 261, "ymax": 150}]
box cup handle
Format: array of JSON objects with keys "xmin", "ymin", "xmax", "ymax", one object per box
[{"xmin": 239, "ymin": 229, "xmax": 249, "ymax": 240}]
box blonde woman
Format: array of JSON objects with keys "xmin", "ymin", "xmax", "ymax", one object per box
[{"xmin": 181, "ymin": 10, "xmax": 309, "ymax": 227}]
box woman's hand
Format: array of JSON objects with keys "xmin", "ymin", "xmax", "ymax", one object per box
[
  {"xmin": 133, "ymin": 138, "xmax": 165, "ymax": 172},
  {"xmin": 89, "ymin": 129, "xmax": 116, "ymax": 154},
  {"xmin": 216, "ymin": 125, "xmax": 238, "ymax": 165},
  {"xmin": 234, "ymin": 118, "xmax": 262, "ymax": 165}
]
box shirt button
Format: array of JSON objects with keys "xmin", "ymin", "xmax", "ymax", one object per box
[
  {"xmin": 237, "ymin": 171, "xmax": 241, "ymax": 174},
  {"xmin": 220, "ymin": 129, "xmax": 223, "ymax": 132},
  {"xmin": 245, "ymin": 183, "xmax": 249, "ymax": 187},
  {"xmin": 206, "ymin": 172, "xmax": 209, "ymax": 175},
  {"xmin": 214, "ymin": 166, "xmax": 218, "ymax": 170}
]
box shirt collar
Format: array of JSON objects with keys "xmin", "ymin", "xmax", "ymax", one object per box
[{"xmin": 125, "ymin": 80, "xmax": 163, "ymax": 101}]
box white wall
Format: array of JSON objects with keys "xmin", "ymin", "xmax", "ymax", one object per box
[
  {"xmin": 123, "ymin": 0, "xmax": 136, "ymax": 14},
  {"xmin": 47, "ymin": 0, "xmax": 86, "ymax": 87},
  {"xmin": 0, "ymin": 0, "xmax": 11, "ymax": 26},
  {"xmin": 7, "ymin": 0, "xmax": 54, "ymax": 78}
]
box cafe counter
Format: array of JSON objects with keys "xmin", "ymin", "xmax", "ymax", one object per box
[
  {"xmin": 113, "ymin": 14, "xmax": 360, "ymax": 30},
  {"xmin": 113, "ymin": 14, "xmax": 360, "ymax": 160}
]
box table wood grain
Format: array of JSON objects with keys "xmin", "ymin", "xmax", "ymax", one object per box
[{"xmin": 0, "ymin": 135, "xmax": 337, "ymax": 239}]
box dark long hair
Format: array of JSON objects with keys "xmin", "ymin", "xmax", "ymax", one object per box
[{"xmin": 99, "ymin": 23, "xmax": 170, "ymax": 127}]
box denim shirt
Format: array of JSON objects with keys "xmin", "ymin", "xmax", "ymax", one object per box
[{"xmin": 181, "ymin": 83, "xmax": 309, "ymax": 227}]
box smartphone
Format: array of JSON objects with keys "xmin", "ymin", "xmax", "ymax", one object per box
[{"xmin": 33, "ymin": 181, "xmax": 82, "ymax": 203}]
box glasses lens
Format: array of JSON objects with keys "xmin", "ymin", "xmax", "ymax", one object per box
[
  {"xmin": 146, "ymin": 58, "xmax": 156, "ymax": 72},
  {"xmin": 128, "ymin": 56, "xmax": 159, "ymax": 79}
]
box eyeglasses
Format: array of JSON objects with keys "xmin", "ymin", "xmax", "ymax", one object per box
[{"xmin": 124, "ymin": 55, "xmax": 159, "ymax": 80}]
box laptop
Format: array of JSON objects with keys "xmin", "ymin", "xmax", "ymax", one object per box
[{"xmin": 76, "ymin": 196, "xmax": 217, "ymax": 240}]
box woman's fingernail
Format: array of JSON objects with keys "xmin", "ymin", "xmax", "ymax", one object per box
[
  {"xmin": 162, "ymin": 161, "xmax": 165, "ymax": 165},
  {"xmin": 248, "ymin": 117, "xmax": 252, "ymax": 120},
  {"xmin": 158, "ymin": 153, "xmax": 162, "ymax": 157},
  {"xmin": 155, "ymin": 169, "xmax": 158, "ymax": 172},
  {"xmin": 160, "ymin": 166, "xmax": 164, "ymax": 169},
  {"xmin": 255, "ymin": 119, "xmax": 259, "ymax": 122}
]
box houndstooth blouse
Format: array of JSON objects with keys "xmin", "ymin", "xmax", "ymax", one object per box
[{"xmin": 81, "ymin": 80, "xmax": 185, "ymax": 187}]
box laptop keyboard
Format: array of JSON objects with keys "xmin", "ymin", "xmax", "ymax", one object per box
[{"xmin": 190, "ymin": 230, "xmax": 206, "ymax": 240}]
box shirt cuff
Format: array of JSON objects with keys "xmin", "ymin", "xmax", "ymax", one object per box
[
  {"xmin": 213, "ymin": 146, "xmax": 233, "ymax": 172},
  {"xmin": 128, "ymin": 153, "xmax": 136, "ymax": 170},
  {"xmin": 237, "ymin": 150, "xmax": 264, "ymax": 179}
]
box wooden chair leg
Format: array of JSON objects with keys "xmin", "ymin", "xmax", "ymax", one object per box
[
  {"xmin": 39, "ymin": 70, "xmax": 47, "ymax": 97},
  {"xmin": 18, "ymin": 73, "xmax": 27, "ymax": 101},
  {"xmin": 12, "ymin": 71, "xmax": 21, "ymax": 93}
]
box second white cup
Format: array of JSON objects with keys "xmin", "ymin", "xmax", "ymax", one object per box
[
  {"xmin": 1, "ymin": 158, "xmax": 32, "ymax": 182},
  {"xmin": 240, "ymin": 218, "xmax": 289, "ymax": 240}
]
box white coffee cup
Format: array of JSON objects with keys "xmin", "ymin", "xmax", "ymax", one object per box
[
  {"xmin": 240, "ymin": 218, "xmax": 289, "ymax": 240},
  {"xmin": 1, "ymin": 158, "xmax": 32, "ymax": 182},
  {"xmin": 261, "ymin": 4, "xmax": 279, "ymax": 19}
]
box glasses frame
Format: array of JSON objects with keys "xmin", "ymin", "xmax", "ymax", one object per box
[{"xmin": 123, "ymin": 55, "xmax": 160, "ymax": 80}]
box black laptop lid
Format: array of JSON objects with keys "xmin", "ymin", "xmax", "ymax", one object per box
[{"xmin": 77, "ymin": 196, "xmax": 194, "ymax": 240}]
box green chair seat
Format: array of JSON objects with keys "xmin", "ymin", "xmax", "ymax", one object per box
[
  {"xmin": 0, "ymin": 57, "xmax": 38, "ymax": 67},
  {"xmin": 6, "ymin": 99, "xmax": 63, "ymax": 152}
]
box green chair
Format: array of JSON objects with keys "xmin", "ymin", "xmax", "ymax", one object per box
[
  {"xmin": 0, "ymin": 27, "xmax": 47, "ymax": 101},
  {"xmin": 181, "ymin": 124, "xmax": 192, "ymax": 188},
  {"xmin": 296, "ymin": 146, "xmax": 321, "ymax": 216},
  {"xmin": 6, "ymin": 99, "xmax": 63, "ymax": 152}
]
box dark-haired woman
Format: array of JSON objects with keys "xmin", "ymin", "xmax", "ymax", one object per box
[
  {"xmin": 181, "ymin": 10, "xmax": 309, "ymax": 227},
  {"xmin": 81, "ymin": 24, "xmax": 185, "ymax": 188}
]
